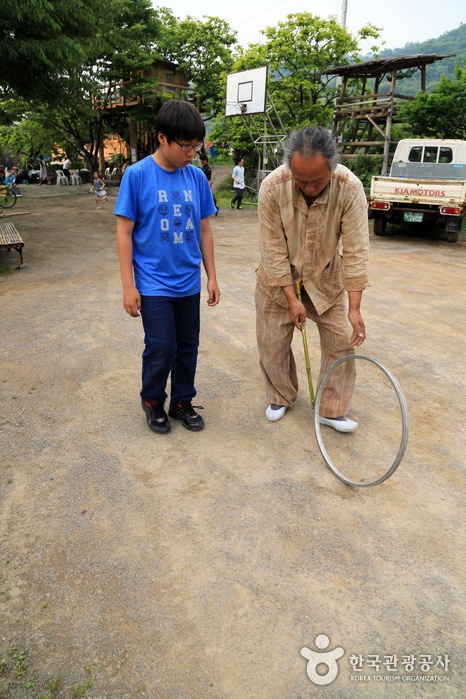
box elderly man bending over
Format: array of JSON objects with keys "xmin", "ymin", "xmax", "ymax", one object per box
[{"xmin": 255, "ymin": 126, "xmax": 369, "ymax": 431}]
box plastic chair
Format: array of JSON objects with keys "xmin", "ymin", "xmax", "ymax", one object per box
[
  {"xmin": 70, "ymin": 173, "xmax": 82, "ymax": 185},
  {"xmin": 56, "ymin": 171, "xmax": 68, "ymax": 186}
]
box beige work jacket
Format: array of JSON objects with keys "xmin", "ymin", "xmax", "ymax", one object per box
[{"xmin": 256, "ymin": 163, "xmax": 369, "ymax": 314}]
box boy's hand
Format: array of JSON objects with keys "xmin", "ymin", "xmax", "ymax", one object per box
[
  {"xmin": 206, "ymin": 280, "xmax": 220, "ymax": 306},
  {"xmin": 123, "ymin": 287, "xmax": 141, "ymax": 317}
]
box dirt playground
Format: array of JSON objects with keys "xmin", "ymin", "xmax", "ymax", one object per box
[{"xmin": 0, "ymin": 182, "xmax": 465, "ymax": 698}]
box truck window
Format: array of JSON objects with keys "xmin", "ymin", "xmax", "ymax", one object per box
[
  {"xmin": 424, "ymin": 147, "xmax": 438, "ymax": 163},
  {"xmin": 438, "ymin": 147, "xmax": 453, "ymax": 163},
  {"xmin": 408, "ymin": 147, "xmax": 422, "ymax": 162}
]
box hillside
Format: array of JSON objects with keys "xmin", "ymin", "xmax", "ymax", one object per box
[{"xmin": 378, "ymin": 23, "xmax": 466, "ymax": 94}]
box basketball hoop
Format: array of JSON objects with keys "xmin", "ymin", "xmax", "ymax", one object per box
[{"xmin": 225, "ymin": 67, "xmax": 268, "ymax": 117}]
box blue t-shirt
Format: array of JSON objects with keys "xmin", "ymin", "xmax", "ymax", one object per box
[{"xmin": 114, "ymin": 156, "xmax": 216, "ymax": 296}]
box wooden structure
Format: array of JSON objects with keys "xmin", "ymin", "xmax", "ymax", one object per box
[
  {"xmin": 325, "ymin": 54, "xmax": 454, "ymax": 174},
  {"xmin": 103, "ymin": 60, "xmax": 189, "ymax": 110},
  {"xmin": 94, "ymin": 60, "xmax": 189, "ymax": 169},
  {"xmin": 0, "ymin": 221, "xmax": 24, "ymax": 267}
]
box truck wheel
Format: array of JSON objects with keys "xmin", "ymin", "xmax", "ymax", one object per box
[
  {"xmin": 444, "ymin": 216, "xmax": 461, "ymax": 243},
  {"xmin": 373, "ymin": 215, "xmax": 387, "ymax": 236}
]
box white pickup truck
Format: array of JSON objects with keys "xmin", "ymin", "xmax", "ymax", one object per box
[{"xmin": 368, "ymin": 139, "xmax": 466, "ymax": 242}]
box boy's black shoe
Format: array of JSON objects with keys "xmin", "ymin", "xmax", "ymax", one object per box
[
  {"xmin": 168, "ymin": 401, "xmax": 204, "ymax": 431},
  {"xmin": 142, "ymin": 399, "xmax": 171, "ymax": 434}
]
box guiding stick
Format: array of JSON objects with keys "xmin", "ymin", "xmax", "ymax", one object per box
[{"xmin": 295, "ymin": 281, "xmax": 314, "ymax": 408}]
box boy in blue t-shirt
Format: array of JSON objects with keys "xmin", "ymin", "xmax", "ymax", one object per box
[{"xmin": 115, "ymin": 100, "xmax": 220, "ymax": 434}]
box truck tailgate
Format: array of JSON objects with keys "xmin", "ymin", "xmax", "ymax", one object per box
[{"xmin": 370, "ymin": 177, "xmax": 466, "ymax": 205}]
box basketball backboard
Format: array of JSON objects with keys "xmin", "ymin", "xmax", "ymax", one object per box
[{"xmin": 225, "ymin": 66, "xmax": 268, "ymax": 117}]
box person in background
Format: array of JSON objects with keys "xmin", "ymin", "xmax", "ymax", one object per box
[
  {"xmin": 62, "ymin": 156, "xmax": 72, "ymax": 182},
  {"xmin": 4, "ymin": 166, "xmax": 18, "ymax": 184},
  {"xmin": 90, "ymin": 171, "xmax": 108, "ymax": 209},
  {"xmin": 230, "ymin": 156, "xmax": 245, "ymax": 210},
  {"xmin": 38, "ymin": 157, "xmax": 48, "ymax": 186},
  {"xmin": 199, "ymin": 154, "xmax": 219, "ymax": 216}
]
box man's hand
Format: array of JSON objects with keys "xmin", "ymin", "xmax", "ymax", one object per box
[
  {"xmin": 123, "ymin": 287, "xmax": 141, "ymax": 317},
  {"xmin": 348, "ymin": 309, "xmax": 366, "ymax": 347},
  {"xmin": 282, "ymin": 284, "xmax": 307, "ymax": 329},
  {"xmin": 206, "ymin": 280, "xmax": 220, "ymax": 306},
  {"xmin": 288, "ymin": 298, "xmax": 307, "ymax": 330}
]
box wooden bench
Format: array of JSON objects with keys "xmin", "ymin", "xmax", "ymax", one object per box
[{"xmin": 0, "ymin": 221, "xmax": 25, "ymax": 266}]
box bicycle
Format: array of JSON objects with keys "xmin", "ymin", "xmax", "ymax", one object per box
[
  {"xmin": 241, "ymin": 178, "xmax": 258, "ymax": 205},
  {"xmin": 0, "ymin": 182, "xmax": 18, "ymax": 209}
]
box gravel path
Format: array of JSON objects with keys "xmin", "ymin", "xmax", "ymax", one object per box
[{"xmin": 0, "ymin": 183, "xmax": 464, "ymax": 698}]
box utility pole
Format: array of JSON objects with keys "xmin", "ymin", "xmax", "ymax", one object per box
[
  {"xmin": 341, "ymin": 0, "xmax": 348, "ymax": 29},
  {"xmin": 335, "ymin": 1, "xmax": 348, "ymax": 95}
]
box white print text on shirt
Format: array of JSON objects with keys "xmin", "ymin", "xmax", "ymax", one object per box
[{"xmin": 158, "ymin": 189, "xmax": 194, "ymax": 244}]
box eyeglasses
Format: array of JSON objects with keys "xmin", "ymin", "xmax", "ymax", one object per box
[{"xmin": 172, "ymin": 139, "xmax": 204, "ymax": 154}]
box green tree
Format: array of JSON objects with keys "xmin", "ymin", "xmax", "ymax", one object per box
[
  {"xmin": 0, "ymin": 93, "xmax": 103, "ymax": 171},
  {"xmin": 89, "ymin": 0, "xmax": 165, "ymax": 164},
  {"xmin": 0, "ymin": 111, "xmax": 56, "ymax": 167},
  {"xmin": 97, "ymin": 0, "xmax": 163, "ymax": 112},
  {"xmin": 0, "ymin": 0, "xmax": 102, "ymax": 103},
  {"xmin": 210, "ymin": 13, "xmax": 382, "ymax": 162},
  {"xmin": 156, "ymin": 10, "xmax": 238, "ymax": 118},
  {"xmin": 1, "ymin": 0, "xmax": 166, "ymax": 171},
  {"xmin": 397, "ymin": 60, "xmax": 466, "ymax": 139},
  {"xmin": 235, "ymin": 13, "xmax": 381, "ymax": 129}
]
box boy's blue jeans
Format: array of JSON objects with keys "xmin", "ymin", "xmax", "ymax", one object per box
[{"xmin": 139, "ymin": 293, "xmax": 200, "ymax": 406}]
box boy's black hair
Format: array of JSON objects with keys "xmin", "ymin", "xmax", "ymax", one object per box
[
  {"xmin": 234, "ymin": 156, "xmax": 243, "ymax": 165},
  {"xmin": 155, "ymin": 100, "xmax": 205, "ymax": 149},
  {"xmin": 199, "ymin": 154, "xmax": 208, "ymax": 162}
]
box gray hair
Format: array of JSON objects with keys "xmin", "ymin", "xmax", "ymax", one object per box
[{"xmin": 283, "ymin": 126, "xmax": 339, "ymax": 171}]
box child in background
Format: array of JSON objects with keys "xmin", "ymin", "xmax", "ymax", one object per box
[
  {"xmin": 199, "ymin": 154, "xmax": 219, "ymax": 216},
  {"xmin": 90, "ymin": 172, "xmax": 108, "ymax": 209}
]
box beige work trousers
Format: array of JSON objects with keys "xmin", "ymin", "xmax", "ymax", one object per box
[{"xmin": 255, "ymin": 284, "xmax": 355, "ymax": 418}]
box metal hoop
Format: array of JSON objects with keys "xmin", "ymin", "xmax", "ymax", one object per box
[{"xmin": 314, "ymin": 355, "xmax": 409, "ymax": 487}]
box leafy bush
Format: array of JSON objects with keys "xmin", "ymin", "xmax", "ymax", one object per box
[{"xmin": 342, "ymin": 154, "xmax": 384, "ymax": 187}]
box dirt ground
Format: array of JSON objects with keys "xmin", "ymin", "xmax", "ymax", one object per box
[{"xmin": 0, "ymin": 181, "xmax": 465, "ymax": 699}]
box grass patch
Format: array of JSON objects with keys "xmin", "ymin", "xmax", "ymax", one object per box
[
  {"xmin": 214, "ymin": 181, "xmax": 258, "ymax": 210},
  {"xmin": 71, "ymin": 677, "xmax": 95, "ymax": 697},
  {"xmin": 209, "ymin": 154, "xmax": 231, "ymax": 165},
  {"xmin": 0, "ymin": 643, "xmax": 97, "ymax": 698},
  {"xmin": 0, "ymin": 260, "xmax": 15, "ymax": 276}
]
